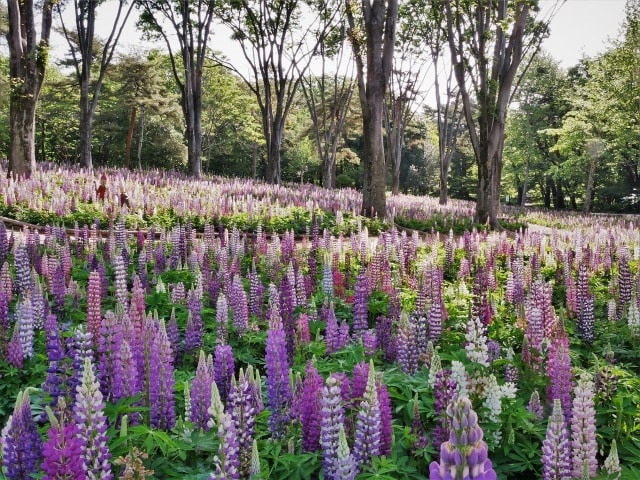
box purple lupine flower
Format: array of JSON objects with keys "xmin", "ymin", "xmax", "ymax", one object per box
[
  {"xmin": 429, "ymin": 395, "xmax": 496, "ymax": 480},
  {"xmin": 300, "ymin": 362, "xmax": 323, "ymax": 453},
  {"xmin": 112, "ymin": 339, "xmax": 140, "ymax": 403},
  {"xmin": 265, "ymin": 304, "xmax": 291, "ymax": 438},
  {"xmin": 14, "ymin": 243, "xmax": 33, "ymax": 296},
  {"xmin": 577, "ymin": 294, "xmax": 595, "ymax": 344},
  {"xmin": 320, "ymin": 374, "xmax": 347, "ymax": 480},
  {"xmin": 362, "ymin": 329, "xmax": 377, "ymax": 356},
  {"xmin": 279, "ymin": 273, "xmax": 296, "ymax": 362},
  {"xmin": 228, "ymin": 369, "xmax": 257, "ymax": 477},
  {"xmin": 524, "ymin": 306, "xmax": 544, "ymax": 370},
  {"xmin": 432, "ymin": 369, "xmax": 457, "ymax": 450},
  {"xmin": 541, "ymin": 399, "xmax": 571, "ymax": 480},
  {"xmin": 527, "ymin": 390, "xmax": 544, "ymax": 420},
  {"xmin": 410, "ymin": 394, "xmax": 428, "ymax": 451},
  {"xmin": 248, "ymin": 263, "xmax": 264, "ymax": 319},
  {"xmin": 1, "ymin": 390, "xmax": 43, "ymax": 480},
  {"xmin": 396, "ymin": 316, "xmax": 419, "ymax": 375},
  {"xmin": 67, "ymin": 327, "xmax": 94, "ymax": 396},
  {"xmin": 214, "ymin": 293, "xmax": 229, "ymax": 346},
  {"xmin": 190, "ymin": 350, "xmax": 214, "ymax": 430},
  {"xmin": 97, "ymin": 311, "xmax": 123, "ymax": 402},
  {"xmin": 617, "ymin": 255, "xmax": 632, "ymax": 320},
  {"xmin": 42, "ymin": 314, "xmax": 66, "ymax": 408},
  {"xmin": 324, "ymin": 301, "xmax": 340, "ymax": 354},
  {"xmin": 214, "ymin": 343, "xmax": 235, "ymax": 407},
  {"xmin": 353, "ymin": 361, "xmax": 381, "ymax": 469},
  {"xmin": 129, "ymin": 275, "xmax": 146, "ymax": 331},
  {"xmin": 7, "ymin": 322, "xmax": 23, "ymax": 368},
  {"xmin": 229, "ymin": 275, "xmax": 248, "ymax": 336},
  {"xmin": 16, "ymin": 297, "xmax": 35, "ymax": 359},
  {"xmin": 86, "ymin": 271, "xmax": 102, "ymax": 343},
  {"xmin": 571, "ymin": 376, "xmax": 598, "ymax": 478},
  {"xmin": 42, "ymin": 420, "xmax": 85, "ymax": 479},
  {"xmin": 376, "ymin": 315, "xmax": 396, "ymax": 363},
  {"xmin": 296, "ymin": 313, "xmax": 311, "ymax": 347},
  {"xmin": 352, "ymin": 271, "xmax": 369, "ymax": 336},
  {"xmin": 334, "ymin": 425, "xmax": 358, "ymax": 480},
  {"xmin": 352, "ymin": 362, "xmax": 370, "ymax": 401},
  {"xmin": 113, "ymin": 254, "xmax": 128, "ymax": 314},
  {"xmin": 210, "ymin": 412, "xmax": 241, "ymax": 479},
  {"xmin": 322, "ymin": 254, "xmax": 334, "ymax": 297},
  {"xmin": 0, "ymin": 221, "xmax": 8, "ymax": 266},
  {"xmin": 377, "ymin": 379, "xmax": 392, "ymax": 457},
  {"xmin": 429, "ymin": 294, "xmax": 444, "ymax": 343},
  {"xmin": 73, "ymin": 357, "xmax": 113, "ymax": 480},
  {"xmin": 546, "ymin": 333, "xmax": 573, "ymax": 424},
  {"xmin": 148, "ymin": 320, "xmax": 176, "ymax": 430},
  {"xmin": 1, "ymin": 261, "xmax": 13, "ymax": 303}
]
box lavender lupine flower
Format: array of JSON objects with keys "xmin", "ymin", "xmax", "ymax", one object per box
[
  {"xmin": 265, "ymin": 305, "xmax": 291, "ymax": 438},
  {"xmin": 184, "ymin": 290, "xmax": 203, "ymax": 352},
  {"xmin": 210, "ymin": 412, "xmax": 241, "ymax": 480},
  {"xmin": 320, "ymin": 374, "xmax": 347, "ymax": 480},
  {"xmin": 377, "ymin": 379, "xmax": 393, "ymax": 457},
  {"xmin": 353, "ymin": 271, "xmax": 369, "ymax": 336},
  {"xmin": 148, "ymin": 320, "xmax": 176, "ymax": 430},
  {"xmin": 16, "ymin": 297, "xmax": 35, "ymax": 359},
  {"xmin": 43, "ymin": 314, "xmax": 66, "ymax": 408},
  {"xmin": 577, "ymin": 294, "xmax": 595, "ymax": 344},
  {"xmin": 1, "ymin": 390, "xmax": 43, "ymax": 480},
  {"xmin": 229, "ymin": 275, "xmax": 248, "ymax": 336},
  {"xmin": 129, "ymin": 275, "xmax": 146, "ymax": 331},
  {"xmin": 571, "ymin": 376, "xmax": 598, "ymax": 478},
  {"xmin": 190, "ymin": 350, "xmax": 214, "ymax": 430},
  {"xmin": 541, "ymin": 399, "xmax": 571, "ymax": 480},
  {"xmin": 7, "ymin": 322, "xmax": 23, "ymax": 368},
  {"xmin": 376, "ymin": 315, "xmax": 396, "ymax": 363},
  {"xmin": 113, "ymin": 254, "xmax": 128, "ymax": 314},
  {"xmin": 524, "ymin": 306, "xmax": 544, "ymax": 370},
  {"xmin": 504, "ymin": 348, "xmax": 519, "ymax": 384},
  {"xmin": 429, "ymin": 396, "xmax": 496, "ymax": 480},
  {"xmin": 248, "ymin": 263, "xmax": 264, "ymax": 319},
  {"xmin": 97, "ymin": 311, "xmax": 123, "ymax": 402},
  {"xmin": 300, "ymin": 362, "xmax": 323, "ymax": 452},
  {"xmin": 214, "ymin": 343, "xmax": 235, "ymax": 407},
  {"xmin": 353, "ymin": 361, "xmax": 381, "ymax": 469},
  {"xmin": 32, "ymin": 278, "xmax": 45, "ymax": 328},
  {"xmin": 324, "ymin": 301, "xmax": 341, "ymax": 354},
  {"xmin": 428, "ymin": 298, "xmax": 444, "ymax": 342},
  {"xmin": 322, "ymin": 254, "xmax": 334, "ymax": 297},
  {"xmin": 67, "ymin": 327, "xmax": 94, "ymax": 396},
  {"xmin": 396, "ymin": 315, "xmax": 419, "ymax": 375},
  {"xmin": 279, "ymin": 273, "xmax": 296, "ymax": 361},
  {"xmin": 334, "ymin": 425, "xmax": 358, "ymax": 480},
  {"xmin": 14, "ymin": 243, "xmax": 33, "ymax": 296},
  {"xmin": 86, "ymin": 271, "xmax": 102, "ymax": 343},
  {"xmin": 74, "ymin": 357, "xmax": 113, "ymax": 480},
  {"xmin": 362, "ymin": 329, "xmax": 377, "ymax": 356},
  {"xmin": 527, "ymin": 390, "xmax": 544, "ymax": 420},
  {"xmin": 546, "ymin": 333, "xmax": 573, "ymax": 424},
  {"xmin": 215, "ymin": 293, "xmax": 229, "ymax": 346},
  {"xmin": 112, "ymin": 339, "xmax": 140, "ymax": 403},
  {"xmin": 296, "ymin": 313, "xmax": 311, "ymax": 347},
  {"xmin": 228, "ymin": 369, "xmax": 257, "ymax": 477},
  {"xmin": 616, "ymin": 255, "xmax": 632, "ymax": 320},
  {"xmin": 433, "ymin": 369, "xmax": 458, "ymax": 450}
]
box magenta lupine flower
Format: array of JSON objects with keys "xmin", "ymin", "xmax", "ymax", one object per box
[
  {"xmin": 86, "ymin": 271, "xmax": 102, "ymax": 343},
  {"xmin": 265, "ymin": 305, "xmax": 291, "ymax": 438},
  {"xmin": 42, "ymin": 421, "xmax": 85, "ymax": 480},
  {"xmin": 229, "ymin": 275, "xmax": 248, "ymax": 336},
  {"xmin": 1, "ymin": 390, "xmax": 43, "ymax": 480},
  {"xmin": 300, "ymin": 362, "xmax": 323, "ymax": 452},
  {"xmin": 321, "ymin": 374, "xmax": 348, "ymax": 480},
  {"xmin": 353, "ymin": 362, "xmax": 381, "ymax": 469},
  {"xmin": 429, "ymin": 396, "xmax": 496, "ymax": 480},
  {"xmin": 214, "ymin": 343, "xmax": 235, "ymax": 407},
  {"xmin": 210, "ymin": 412, "xmax": 241, "ymax": 480},
  {"xmin": 377, "ymin": 380, "xmax": 393, "ymax": 457},
  {"xmin": 229, "ymin": 369, "xmax": 257, "ymax": 477},
  {"xmin": 73, "ymin": 357, "xmax": 113, "ymax": 480},
  {"xmin": 571, "ymin": 376, "xmax": 598, "ymax": 478},
  {"xmin": 148, "ymin": 320, "xmax": 176, "ymax": 430},
  {"xmin": 546, "ymin": 333, "xmax": 573, "ymax": 424},
  {"xmin": 353, "ymin": 271, "xmax": 369, "ymax": 336},
  {"xmin": 191, "ymin": 350, "xmax": 214, "ymax": 430},
  {"xmin": 542, "ymin": 399, "xmax": 571, "ymax": 480}
]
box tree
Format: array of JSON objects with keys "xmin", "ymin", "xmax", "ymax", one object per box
[
  {"xmin": 137, "ymin": 0, "xmax": 217, "ymax": 178},
  {"xmin": 300, "ymin": 20, "xmax": 355, "ymax": 189},
  {"xmin": 346, "ymin": 0, "xmax": 398, "ymax": 218},
  {"xmin": 214, "ymin": 0, "xmax": 340, "ymax": 185},
  {"xmin": 443, "ymin": 0, "xmax": 559, "ymax": 227},
  {"xmin": 56, "ymin": 0, "xmax": 135, "ymax": 171},
  {"xmin": 5, "ymin": 0, "xmax": 54, "ymax": 178}
]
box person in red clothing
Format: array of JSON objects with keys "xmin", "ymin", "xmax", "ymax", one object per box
[{"xmin": 95, "ymin": 172, "xmax": 108, "ymax": 202}]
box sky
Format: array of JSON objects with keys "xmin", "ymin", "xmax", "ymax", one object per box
[{"xmin": 540, "ymin": 0, "xmax": 627, "ymax": 66}]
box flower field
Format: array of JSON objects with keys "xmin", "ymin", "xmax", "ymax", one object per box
[{"xmin": 0, "ymin": 168, "xmax": 640, "ymax": 479}]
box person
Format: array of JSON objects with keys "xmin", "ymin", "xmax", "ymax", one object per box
[
  {"xmin": 119, "ymin": 179, "xmax": 132, "ymax": 209},
  {"xmin": 95, "ymin": 172, "xmax": 108, "ymax": 202}
]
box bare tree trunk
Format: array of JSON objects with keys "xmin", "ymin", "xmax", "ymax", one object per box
[
  {"xmin": 252, "ymin": 142, "xmax": 258, "ymax": 179},
  {"xmin": 8, "ymin": 96, "xmax": 37, "ymax": 178},
  {"xmin": 137, "ymin": 109, "xmax": 145, "ymax": 170},
  {"xmin": 362, "ymin": 89, "xmax": 388, "ymax": 217},
  {"xmin": 125, "ymin": 105, "xmax": 137, "ymax": 170},
  {"xmin": 583, "ymin": 143, "xmax": 601, "ymax": 213}
]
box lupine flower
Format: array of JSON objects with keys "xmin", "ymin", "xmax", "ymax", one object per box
[
  {"xmin": 527, "ymin": 390, "xmax": 544, "ymax": 420},
  {"xmin": 14, "ymin": 243, "xmax": 33, "ymax": 296},
  {"xmin": 353, "ymin": 361, "xmax": 381, "ymax": 469},
  {"xmin": 334, "ymin": 425, "xmax": 358, "ymax": 480},
  {"xmin": 429, "ymin": 395, "xmax": 496, "ymax": 480},
  {"xmin": 214, "ymin": 343, "xmax": 235, "ymax": 407},
  {"xmin": 433, "ymin": 369, "xmax": 457, "ymax": 450},
  {"xmin": 228, "ymin": 369, "xmax": 257, "ymax": 477},
  {"xmin": 42, "ymin": 403, "xmax": 85, "ymax": 480},
  {"xmin": 185, "ymin": 290, "xmax": 204, "ymax": 352},
  {"xmin": 541, "ymin": 399, "xmax": 571, "ymax": 480},
  {"xmin": 410, "ymin": 393, "xmax": 428, "ymax": 450},
  {"xmin": 210, "ymin": 412, "xmax": 241, "ymax": 480},
  {"xmin": 148, "ymin": 319, "xmax": 176, "ymax": 430},
  {"xmin": 113, "ymin": 254, "xmax": 128, "ymax": 314},
  {"xmin": 215, "ymin": 293, "xmax": 229, "ymax": 346},
  {"xmin": 7, "ymin": 321, "xmax": 23, "ymax": 368},
  {"xmin": 571, "ymin": 376, "xmax": 598, "ymax": 478},
  {"xmin": 377, "ymin": 379, "xmax": 393, "ymax": 457},
  {"xmin": 546, "ymin": 333, "xmax": 573, "ymax": 424},
  {"xmin": 603, "ymin": 439, "xmax": 621, "ymax": 479},
  {"xmin": 191, "ymin": 350, "xmax": 214, "ymax": 430},
  {"xmin": 396, "ymin": 315, "xmax": 419, "ymax": 375},
  {"xmin": 17, "ymin": 297, "xmax": 35, "ymax": 359},
  {"xmin": 300, "ymin": 362, "xmax": 323, "ymax": 453},
  {"xmin": 74, "ymin": 357, "xmax": 113, "ymax": 480},
  {"xmin": 1, "ymin": 390, "xmax": 43, "ymax": 480},
  {"xmin": 229, "ymin": 275, "xmax": 248, "ymax": 336},
  {"xmin": 352, "ymin": 271, "xmax": 369, "ymax": 336},
  {"xmin": 67, "ymin": 327, "xmax": 94, "ymax": 396},
  {"xmin": 465, "ymin": 316, "xmax": 490, "ymax": 367},
  {"xmin": 86, "ymin": 271, "xmax": 102, "ymax": 343},
  {"xmin": 320, "ymin": 374, "xmax": 347, "ymax": 480},
  {"xmin": 43, "ymin": 314, "xmax": 66, "ymax": 408},
  {"xmin": 265, "ymin": 305, "xmax": 291, "ymax": 438}
]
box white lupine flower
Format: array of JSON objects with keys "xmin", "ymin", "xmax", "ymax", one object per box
[
  {"xmin": 465, "ymin": 317, "xmax": 489, "ymax": 367},
  {"xmin": 628, "ymin": 301, "xmax": 640, "ymax": 338},
  {"xmin": 450, "ymin": 361, "xmax": 468, "ymax": 398}
]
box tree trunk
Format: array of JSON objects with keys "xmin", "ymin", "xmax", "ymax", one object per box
[
  {"xmin": 266, "ymin": 124, "xmax": 283, "ymax": 184},
  {"xmin": 554, "ymin": 180, "xmax": 565, "ymax": 210},
  {"xmin": 252, "ymin": 142, "xmax": 258, "ymax": 179},
  {"xmin": 184, "ymin": 86, "xmax": 203, "ymax": 178},
  {"xmin": 125, "ymin": 105, "xmax": 137, "ymax": 170},
  {"xmin": 439, "ymin": 166, "xmax": 449, "ymax": 205},
  {"xmin": 137, "ymin": 108, "xmax": 145, "ymax": 170},
  {"xmin": 8, "ymin": 95, "xmax": 37, "ymax": 178},
  {"xmin": 362, "ymin": 90, "xmax": 388, "ymax": 218}
]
